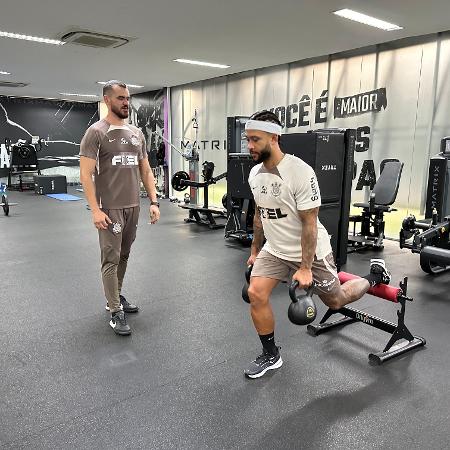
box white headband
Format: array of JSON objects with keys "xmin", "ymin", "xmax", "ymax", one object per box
[{"xmin": 245, "ymin": 119, "xmax": 282, "ymax": 135}]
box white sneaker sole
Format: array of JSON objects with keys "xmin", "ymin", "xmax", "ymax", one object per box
[
  {"xmin": 109, "ymin": 319, "xmax": 131, "ymax": 335},
  {"xmin": 105, "ymin": 304, "xmax": 124, "ymax": 312},
  {"xmin": 245, "ymin": 357, "xmax": 283, "ymax": 379}
]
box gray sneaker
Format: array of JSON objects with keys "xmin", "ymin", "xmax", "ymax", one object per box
[
  {"xmin": 244, "ymin": 348, "xmax": 283, "ymax": 379},
  {"xmin": 370, "ymin": 258, "xmax": 391, "ymax": 285},
  {"xmin": 109, "ymin": 310, "xmax": 131, "ymax": 336},
  {"xmin": 106, "ymin": 295, "xmax": 139, "ymax": 313}
]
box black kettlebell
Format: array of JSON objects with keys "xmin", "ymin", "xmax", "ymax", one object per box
[
  {"xmin": 288, "ymin": 281, "xmax": 317, "ymax": 325},
  {"xmin": 242, "ymin": 265, "xmax": 253, "ymax": 304}
]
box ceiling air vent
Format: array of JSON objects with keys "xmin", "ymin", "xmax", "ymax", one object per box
[
  {"xmin": 61, "ymin": 31, "xmax": 129, "ymax": 48},
  {"xmin": 0, "ymin": 81, "xmax": 28, "ymax": 88}
]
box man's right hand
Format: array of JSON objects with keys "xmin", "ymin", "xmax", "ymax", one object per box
[
  {"xmin": 92, "ymin": 209, "xmax": 112, "ymax": 229},
  {"xmin": 247, "ymin": 253, "xmax": 258, "ymax": 267}
]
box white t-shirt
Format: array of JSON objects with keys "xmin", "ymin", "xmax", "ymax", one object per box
[{"xmin": 248, "ymin": 153, "xmax": 332, "ymax": 261}]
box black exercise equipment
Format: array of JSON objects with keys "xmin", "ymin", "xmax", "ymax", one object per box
[
  {"xmin": 6, "ymin": 137, "xmax": 43, "ymax": 191},
  {"xmin": 348, "ymin": 159, "xmax": 403, "ymax": 252},
  {"xmin": 288, "ymin": 282, "xmax": 317, "ymax": 325},
  {"xmin": 171, "ymin": 161, "xmax": 227, "ymax": 229},
  {"xmin": 242, "ymin": 265, "xmax": 253, "ymax": 304},
  {"xmin": 224, "ymin": 123, "xmax": 356, "ymax": 268},
  {"xmin": 400, "ymin": 212, "xmax": 450, "ymax": 274},
  {"xmin": 224, "ymin": 116, "xmax": 255, "ymax": 243},
  {"xmin": 0, "ymin": 183, "xmax": 18, "ymax": 216},
  {"xmin": 397, "ymin": 137, "xmax": 450, "ymax": 274},
  {"xmin": 424, "ymin": 137, "xmax": 450, "ymax": 220},
  {"xmin": 224, "ymin": 153, "xmax": 255, "ymax": 244},
  {"xmin": 283, "ymin": 129, "xmax": 355, "ymax": 270},
  {"xmin": 307, "ymin": 271, "xmax": 426, "ymax": 364},
  {"xmin": 171, "ymin": 171, "xmax": 190, "ymax": 191}
]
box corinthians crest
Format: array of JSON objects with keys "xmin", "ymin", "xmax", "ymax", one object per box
[
  {"xmin": 112, "ymin": 222, "xmax": 122, "ymax": 234},
  {"xmin": 271, "ymin": 182, "xmax": 282, "ymax": 197}
]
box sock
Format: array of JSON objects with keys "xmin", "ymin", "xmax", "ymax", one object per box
[
  {"xmin": 363, "ymin": 273, "xmax": 383, "ymax": 287},
  {"xmin": 259, "ymin": 332, "xmax": 278, "ymax": 356}
]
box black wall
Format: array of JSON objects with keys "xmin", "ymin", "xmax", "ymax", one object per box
[{"xmin": 0, "ymin": 96, "xmax": 99, "ymax": 177}]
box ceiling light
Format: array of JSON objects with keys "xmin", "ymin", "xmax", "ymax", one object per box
[
  {"xmin": 0, "ymin": 70, "xmax": 11, "ymax": 75},
  {"xmin": 173, "ymin": 59, "xmax": 230, "ymax": 69},
  {"xmin": 59, "ymin": 93, "xmax": 99, "ymax": 98},
  {"xmin": 333, "ymin": 9, "xmax": 403, "ymax": 31},
  {"xmin": 97, "ymin": 81, "xmax": 144, "ymax": 88},
  {"xmin": 0, "ymin": 30, "xmax": 64, "ymax": 45}
]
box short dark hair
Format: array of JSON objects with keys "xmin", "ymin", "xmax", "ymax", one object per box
[
  {"xmin": 249, "ymin": 110, "xmax": 282, "ymax": 127},
  {"xmin": 102, "ymin": 80, "xmax": 127, "ymax": 96},
  {"xmin": 249, "ymin": 110, "xmax": 282, "ymax": 143}
]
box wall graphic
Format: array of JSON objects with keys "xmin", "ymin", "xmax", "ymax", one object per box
[
  {"xmin": 0, "ymin": 96, "xmax": 98, "ymax": 181},
  {"xmin": 170, "ymin": 32, "xmax": 450, "ymax": 234}
]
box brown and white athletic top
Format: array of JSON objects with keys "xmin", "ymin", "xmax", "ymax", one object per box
[
  {"xmin": 80, "ymin": 119, "xmax": 146, "ymax": 209},
  {"xmin": 248, "ymin": 153, "xmax": 332, "ymax": 261}
]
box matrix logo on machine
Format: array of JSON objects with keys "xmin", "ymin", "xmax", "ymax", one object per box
[
  {"xmin": 111, "ymin": 154, "xmax": 138, "ymax": 166},
  {"xmin": 430, "ymin": 165, "xmax": 441, "ymax": 208}
]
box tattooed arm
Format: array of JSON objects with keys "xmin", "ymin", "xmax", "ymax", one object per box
[
  {"xmin": 292, "ymin": 207, "xmax": 319, "ymax": 288},
  {"xmin": 248, "ymin": 206, "xmax": 264, "ymax": 266}
]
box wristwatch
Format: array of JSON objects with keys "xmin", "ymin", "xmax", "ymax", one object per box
[{"xmin": 150, "ymin": 201, "xmax": 160, "ymax": 207}]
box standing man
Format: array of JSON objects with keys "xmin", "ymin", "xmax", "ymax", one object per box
[
  {"xmin": 244, "ymin": 110, "xmax": 390, "ymax": 378},
  {"xmin": 80, "ymin": 80, "xmax": 160, "ymax": 336}
]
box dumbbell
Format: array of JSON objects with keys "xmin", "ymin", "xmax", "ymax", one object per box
[
  {"xmin": 288, "ymin": 281, "xmax": 317, "ymax": 325},
  {"xmin": 1, "ymin": 194, "xmax": 18, "ymax": 216},
  {"xmin": 242, "ymin": 265, "xmax": 253, "ymax": 304}
]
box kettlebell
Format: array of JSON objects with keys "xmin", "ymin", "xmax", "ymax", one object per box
[
  {"xmin": 288, "ymin": 281, "xmax": 317, "ymax": 325},
  {"xmin": 242, "ymin": 265, "xmax": 253, "ymax": 304}
]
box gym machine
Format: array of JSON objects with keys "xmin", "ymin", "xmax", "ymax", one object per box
[
  {"xmin": 400, "ymin": 137, "xmax": 450, "ymax": 274},
  {"xmin": 400, "ymin": 212, "xmax": 450, "ymax": 274},
  {"xmin": 6, "ymin": 136, "xmax": 46, "ymax": 191},
  {"xmin": 224, "ymin": 116, "xmax": 255, "ymax": 244},
  {"xmin": 171, "ymin": 161, "xmax": 227, "ymax": 229},
  {"xmin": 348, "ymin": 159, "xmax": 403, "ymax": 252},
  {"xmin": 224, "ymin": 120, "xmax": 355, "ymax": 269}
]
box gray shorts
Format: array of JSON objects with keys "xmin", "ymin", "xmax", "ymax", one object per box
[{"xmin": 251, "ymin": 249, "xmax": 341, "ymax": 295}]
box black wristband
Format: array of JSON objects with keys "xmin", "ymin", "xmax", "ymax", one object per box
[{"xmin": 150, "ymin": 201, "xmax": 160, "ymax": 207}]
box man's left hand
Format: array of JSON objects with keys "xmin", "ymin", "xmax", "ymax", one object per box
[
  {"xmin": 149, "ymin": 205, "xmax": 160, "ymax": 224},
  {"xmin": 292, "ymin": 267, "xmax": 313, "ymax": 290}
]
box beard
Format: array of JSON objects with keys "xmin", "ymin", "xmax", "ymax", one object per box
[
  {"xmin": 111, "ymin": 104, "xmax": 129, "ymax": 119},
  {"xmin": 253, "ymin": 144, "xmax": 271, "ymax": 164}
]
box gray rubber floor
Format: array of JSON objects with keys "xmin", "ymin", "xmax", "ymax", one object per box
[{"xmin": 0, "ymin": 188, "xmax": 449, "ymax": 449}]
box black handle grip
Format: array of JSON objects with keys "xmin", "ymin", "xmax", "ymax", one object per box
[{"xmin": 289, "ymin": 281, "xmax": 315, "ymax": 303}]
